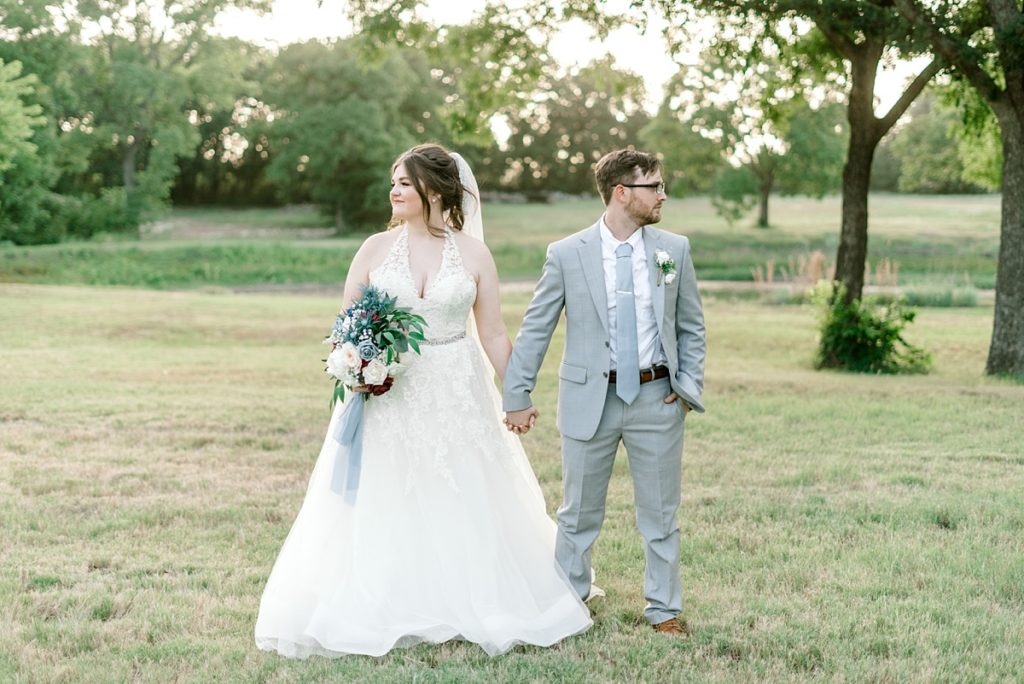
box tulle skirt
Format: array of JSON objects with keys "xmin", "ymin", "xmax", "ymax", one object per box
[{"xmin": 254, "ymin": 338, "xmax": 592, "ymax": 657}]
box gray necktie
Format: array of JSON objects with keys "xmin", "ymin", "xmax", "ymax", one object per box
[{"xmin": 615, "ymin": 242, "xmax": 640, "ymax": 404}]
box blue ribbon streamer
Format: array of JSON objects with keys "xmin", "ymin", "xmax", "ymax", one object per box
[{"xmin": 330, "ymin": 393, "xmax": 366, "ymax": 504}]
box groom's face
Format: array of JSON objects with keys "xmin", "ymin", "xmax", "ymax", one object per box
[{"xmin": 623, "ymin": 169, "xmax": 666, "ymax": 226}]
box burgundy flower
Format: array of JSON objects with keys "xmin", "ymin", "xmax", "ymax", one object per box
[{"xmin": 369, "ymin": 376, "xmax": 395, "ymax": 396}]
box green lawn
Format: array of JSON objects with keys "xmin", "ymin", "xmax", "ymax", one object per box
[
  {"xmin": 0, "ymin": 194, "xmax": 1003, "ymax": 290},
  {"xmin": 166, "ymin": 205, "xmax": 334, "ymax": 229},
  {"xmin": 2, "ymin": 284, "xmax": 1021, "ymax": 681}
]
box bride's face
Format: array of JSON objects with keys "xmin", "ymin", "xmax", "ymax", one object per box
[{"xmin": 390, "ymin": 163, "xmax": 426, "ymax": 222}]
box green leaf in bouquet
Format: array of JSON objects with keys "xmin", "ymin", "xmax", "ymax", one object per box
[
  {"xmin": 408, "ymin": 330, "xmax": 426, "ymax": 341},
  {"xmin": 330, "ymin": 381, "xmax": 346, "ymax": 410},
  {"xmin": 408, "ymin": 338, "xmax": 420, "ymax": 354}
]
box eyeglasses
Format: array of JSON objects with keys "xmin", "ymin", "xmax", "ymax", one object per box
[{"xmin": 619, "ymin": 182, "xmax": 666, "ymax": 194}]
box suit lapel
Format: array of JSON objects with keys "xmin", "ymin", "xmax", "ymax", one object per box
[
  {"xmin": 577, "ymin": 223, "xmax": 609, "ymax": 334},
  {"xmin": 644, "ymin": 227, "xmax": 666, "ymax": 334}
]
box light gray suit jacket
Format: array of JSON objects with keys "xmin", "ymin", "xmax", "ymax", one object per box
[{"xmin": 503, "ymin": 222, "xmax": 706, "ymax": 442}]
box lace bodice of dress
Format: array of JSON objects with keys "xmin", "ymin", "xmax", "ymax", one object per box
[{"xmin": 369, "ymin": 226, "xmax": 477, "ymax": 340}]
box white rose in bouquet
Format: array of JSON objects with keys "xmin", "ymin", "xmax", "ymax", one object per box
[
  {"xmin": 326, "ymin": 348, "xmax": 357, "ymax": 383},
  {"xmin": 362, "ymin": 358, "xmax": 389, "ymax": 385},
  {"xmin": 339, "ymin": 342, "xmax": 361, "ymax": 368}
]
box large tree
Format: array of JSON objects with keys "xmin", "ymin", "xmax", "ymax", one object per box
[
  {"xmin": 888, "ymin": 0, "xmax": 1024, "ymax": 377},
  {"xmin": 665, "ymin": 40, "xmax": 846, "ymax": 226},
  {"xmin": 708, "ymin": 98, "xmax": 846, "ymax": 226},
  {"xmin": 646, "ymin": 1, "xmax": 942, "ymax": 301},
  {"xmin": 261, "ymin": 40, "xmax": 454, "ymax": 232},
  {"xmin": 1, "ymin": 0, "xmax": 270, "ymax": 239},
  {"xmin": 69, "ymin": 2, "xmax": 268, "ymax": 220},
  {"xmin": 500, "ymin": 58, "xmax": 650, "ymax": 197}
]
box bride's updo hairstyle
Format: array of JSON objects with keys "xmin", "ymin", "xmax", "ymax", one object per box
[{"xmin": 390, "ymin": 143, "xmax": 473, "ymax": 237}]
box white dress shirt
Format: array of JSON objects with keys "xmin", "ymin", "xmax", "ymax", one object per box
[{"xmin": 599, "ymin": 217, "xmax": 665, "ymax": 371}]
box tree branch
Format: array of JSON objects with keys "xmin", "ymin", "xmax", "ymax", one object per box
[
  {"xmin": 891, "ymin": 0, "xmax": 1002, "ymax": 102},
  {"xmin": 815, "ymin": 21, "xmax": 858, "ymax": 62},
  {"xmin": 876, "ymin": 56, "xmax": 942, "ymax": 133}
]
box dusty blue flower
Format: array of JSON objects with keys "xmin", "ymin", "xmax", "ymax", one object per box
[{"xmin": 358, "ymin": 340, "xmax": 378, "ymax": 360}]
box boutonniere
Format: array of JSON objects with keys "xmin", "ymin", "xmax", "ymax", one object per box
[{"xmin": 654, "ymin": 249, "xmax": 677, "ymax": 286}]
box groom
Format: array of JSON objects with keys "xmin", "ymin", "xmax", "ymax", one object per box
[{"xmin": 503, "ymin": 149, "xmax": 706, "ymax": 635}]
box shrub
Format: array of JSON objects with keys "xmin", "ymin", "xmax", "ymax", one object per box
[
  {"xmin": 62, "ymin": 188, "xmax": 142, "ymax": 239},
  {"xmin": 812, "ymin": 282, "xmax": 932, "ymax": 374}
]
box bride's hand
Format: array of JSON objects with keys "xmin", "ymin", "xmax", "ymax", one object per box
[{"xmin": 504, "ymin": 407, "xmax": 539, "ymax": 435}]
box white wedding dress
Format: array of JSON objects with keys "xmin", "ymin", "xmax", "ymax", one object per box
[{"xmin": 255, "ymin": 226, "xmax": 592, "ymax": 658}]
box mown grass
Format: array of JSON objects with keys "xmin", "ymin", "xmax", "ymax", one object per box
[
  {"xmin": 168, "ymin": 204, "xmax": 334, "ymax": 229},
  {"xmin": 0, "ymin": 194, "xmax": 1002, "ymax": 289},
  {"xmin": 2, "ymin": 283, "xmax": 1022, "ymax": 681}
]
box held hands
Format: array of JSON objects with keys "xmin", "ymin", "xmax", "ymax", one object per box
[{"xmin": 503, "ymin": 407, "xmax": 539, "ymax": 435}]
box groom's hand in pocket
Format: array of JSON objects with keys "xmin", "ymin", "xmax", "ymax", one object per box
[
  {"xmin": 504, "ymin": 407, "xmax": 539, "ymax": 435},
  {"xmin": 664, "ymin": 392, "xmax": 691, "ymax": 415}
]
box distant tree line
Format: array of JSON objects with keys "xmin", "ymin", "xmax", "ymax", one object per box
[{"xmin": 0, "ymin": 0, "xmax": 1002, "ymax": 249}]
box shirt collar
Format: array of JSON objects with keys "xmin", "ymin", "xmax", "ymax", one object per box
[{"xmin": 599, "ymin": 216, "xmax": 644, "ymax": 253}]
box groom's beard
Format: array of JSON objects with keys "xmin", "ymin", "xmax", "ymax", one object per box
[{"xmin": 626, "ymin": 198, "xmax": 662, "ymax": 226}]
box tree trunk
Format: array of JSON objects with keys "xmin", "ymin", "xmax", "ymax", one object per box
[
  {"xmin": 835, "ymin": 127, "xmax": 876, "ymax": 301},
  {"xmin": 334, "ymin": 205, "xmax": 345, "ymax": 234},
  {"xmin": 752, "ymin": 156, "xmax": 774, "ymax": 228},
  {"xmin": 986, "ymin": 104, "xmax": 1024, "ymax": 377},
  {"xmin": 831, "ymin": 72, "xmax": 880, "ymax": 301},
  {"xmin": 834, "ymin": 43, "xmax": 883, "ymax": 304},
  {"xmin": 122, "ymin": 142, "xmax": 138, "ymax": 192}
]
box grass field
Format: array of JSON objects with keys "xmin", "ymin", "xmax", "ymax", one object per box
[
  {"xmin": 2, "ymin": 283, "xmax": 1022, "ymax": 681},
  {"xmin": 0, "ymin": 194, "xmax": 1002, "ymax": 290}
]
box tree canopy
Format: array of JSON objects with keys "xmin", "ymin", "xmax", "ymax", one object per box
[{"xmin": 260, "ymin": 39, "xmax": 452, "ymax": 232}]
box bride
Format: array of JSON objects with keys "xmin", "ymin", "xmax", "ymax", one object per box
[{"xmin": 254, "ymin": 144, "xmax": 593, "ymax": 657}]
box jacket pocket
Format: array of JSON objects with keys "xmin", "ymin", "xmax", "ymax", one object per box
[{"xmin": 558, "ymin": 362, "xmax": 588, "ymax": 384}]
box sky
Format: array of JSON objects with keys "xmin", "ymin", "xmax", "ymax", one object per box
[{"xmin": 212, "ymin": 0, "xmax": 926, "ymax": 115}]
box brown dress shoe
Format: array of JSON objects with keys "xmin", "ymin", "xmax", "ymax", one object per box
[{"xmin": 652, "ymin": 617, "xmax": 690, "ymax": 636}]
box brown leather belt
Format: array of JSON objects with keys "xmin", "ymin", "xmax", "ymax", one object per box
[{"xmin": 608, "ymin": 365, "xmax": 669, "ymax": 385}]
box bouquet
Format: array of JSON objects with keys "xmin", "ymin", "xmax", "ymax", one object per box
[{"xmin": 324, "ymin": 285, "xmax": 427, "ymax": 407}]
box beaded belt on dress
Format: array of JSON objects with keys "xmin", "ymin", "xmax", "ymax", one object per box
[{"xmin": 420, "ymin": 332, "xmax": 466, "ymax": 346}]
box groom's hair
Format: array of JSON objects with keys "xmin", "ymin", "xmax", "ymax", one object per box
[{"xmin": 594, "ymin": 149, "xmax": 661, "ymax": 205}]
